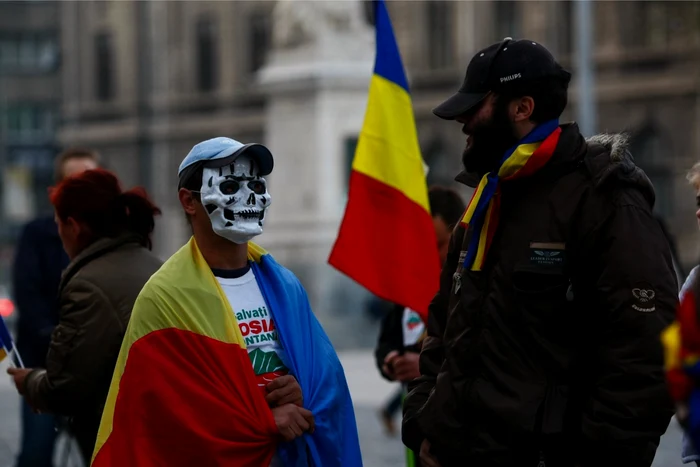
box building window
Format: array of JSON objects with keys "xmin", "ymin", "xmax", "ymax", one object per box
[
  {"xmin": 630, "ymin": 125, "xmax": 673, "ymax": 217},
  {"xmin": 3, "ymin": 103, "xmax": 56, "ymax": 142},
  {"xmin": 249, "ymin": 11, "xmax": 271, "ymax": 73},
  {"xmin": 623, "ymin": 2, "xmax": 674, "ymax": 49},
  {"xmin": 0, "ymin": 32, "xmax": 58, "ymax": 73},
  {"xmin": 493, "ymin": 0, "xmax": 521, "ymax": 41},
  {"xmin": 495, "ymin": 1, "xmax": 520, "ymax": 40},
  {"xmin": 554, "ymin": 1, "xmax": 573, "ymax": 56},
  {"xmin": 427, "ymin": 1, "xmax": 453, "ymax": 70},
  {"xmin": 422, "ymin": 137, "xmax": 452, "ymax": 187},
  {"xmin": 95, "ymin": 32, "xmax": 115, "ymax": 101},
  {"xmin": 647, "ymin": 2, "xmax": 669, "ymax": 48},
  {"xmin": 196, "ymin": 17, "xmax": 218, "ymax": 92}
]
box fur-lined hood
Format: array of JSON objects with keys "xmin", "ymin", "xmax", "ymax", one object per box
[
  {"xmin": 454, "ymin": 125, "xmax": 656, "ymax": 208},
  {"xmin": 585, "ymin": 132, "xmax": 655, "ymax": 207}
]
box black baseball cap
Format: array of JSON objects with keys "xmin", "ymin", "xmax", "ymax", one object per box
[{"xmin": 433, "ymin": 38, "xmax": 571, "ymax": 120}]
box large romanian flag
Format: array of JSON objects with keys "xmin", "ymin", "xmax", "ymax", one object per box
[
  {"xmin": 92, "ymin": 239, "xmax": 361, "ymax": 466},
  {"xmin": 329, "ymin": 0, "xmax": 440, "ymax": 321}
]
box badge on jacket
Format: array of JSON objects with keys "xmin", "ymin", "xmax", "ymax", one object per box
[{"xmin": 454, "ymin": 250, "xmax": 468, "ymax": 295}]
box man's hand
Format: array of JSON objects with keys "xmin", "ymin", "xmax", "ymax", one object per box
[
  {"xmin": 272, "ymin": 404, "xmax": 315, "ymax": 442},
  {"xmin": 382, "ymin": 350, "xmax": 400, "ymax": 380},
  {"xmin": 420, "ymin": 439, "xmax": 441, "ymax": 467},
  {"xmin": 392, "ymin": 352, "xmax": 421, "ymax": 382},
  {"xmin": 266, "ymin": 375, "xmax": 303, "ymax": 407},
  {"xmin": 7, "ymin": 368, "xmax": 32, "ymax": 395}
]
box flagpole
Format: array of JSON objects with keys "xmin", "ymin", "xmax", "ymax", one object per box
[
  {"xmin": 575, "ymin": 0, "xmax": 596, "ymax": 136},
  {"xmin": 12, "ymin": 347, "xmax": 24, "ymax": 368}
]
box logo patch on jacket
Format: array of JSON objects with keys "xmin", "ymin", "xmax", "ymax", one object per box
[
  {"xmin": 632, "ymin": 284, "xmax": 656, "ymax": 312},
  {"xmin": 529, "ymin": 242, "xmax": 565, "ymax": 266}
]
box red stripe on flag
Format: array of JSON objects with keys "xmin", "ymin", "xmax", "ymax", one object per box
[
  {"xmin": 329, "ymin": 171, "xmax": 440, "ymax": 322},
  {"xmin": 508, "ymin": 127, "xmax": 562, "ymax": 180},
  {"xmin": 460, "ymin": 187, "xmax": 481, "ymax": 228},
  {"xmin": 93, "ymin": 329, "xmax": 278, "ymax": 467},
  {"xmin": 680, "ymin": 291, "xmax": 700, "ymax": 353}
]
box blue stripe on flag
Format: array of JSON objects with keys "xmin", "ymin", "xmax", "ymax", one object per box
[
  {"xmin": 0, "ymin": 315, "xmax": 14, "ymax": 353},
  {"xmin": 372, "ymin": 0, "xmax": 410, "ymax": 93}
]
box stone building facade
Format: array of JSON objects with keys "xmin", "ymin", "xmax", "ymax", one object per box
[{"xmin": 55, "ymin": 1, "xmax": 700, "ymax": 325}]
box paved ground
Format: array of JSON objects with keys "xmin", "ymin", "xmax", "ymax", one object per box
[{"xmin": 0, "ymin": 352, "xmax": 688, "ymax": 467}]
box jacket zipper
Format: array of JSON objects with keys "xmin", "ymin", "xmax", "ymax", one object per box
[
  {"xmin": 535, "ymin": 381, "xmax": 547, "ymax": 467},
  {"xmin": 461, "ymin": 253, "xmax": 495, "ymax": 402}
]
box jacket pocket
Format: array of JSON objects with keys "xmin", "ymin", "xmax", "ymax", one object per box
[
  {"xmin": 46, "ymin": 325, "xmax": 79, "ymax": 374},
  {"xmin": 512, "ymin": 266, "xmax": 577, "ymax": 354}
]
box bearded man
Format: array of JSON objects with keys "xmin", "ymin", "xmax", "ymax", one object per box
[
  {"xmin": 402, "ymin": 38, "xmax": 677, "ymax": 467},
  {"xmin": 90, "ymin": 138, "xmax": 362, "ymax": 467}
]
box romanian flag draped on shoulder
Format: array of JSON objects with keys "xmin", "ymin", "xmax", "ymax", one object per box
[
  {"xmin": 329, "ymin": 0, "xmax": 440, "ymax": 322},
  {"xmin": 92, "ymin": 238, "xmax": 362, "ymax": 466}
]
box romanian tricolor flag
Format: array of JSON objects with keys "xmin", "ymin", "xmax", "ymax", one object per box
[
  {"xmin": 663, "ymin": 282, "xmax": 700, "ymax": 450},
  {"xmin": 329, "ymin": 0, "xmax": 440, "ymax": 321},
  {"xmin": 0, "ymin": 314, "xmax": 22, "ymax": 366},
  {"xmin": 92, "ymin": 239, "xmax": 361, "ymax": 466}
]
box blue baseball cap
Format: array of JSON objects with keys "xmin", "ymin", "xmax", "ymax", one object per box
[{"xmin": 178, "ymin": 137, "xmax": 274, "ymax": 189}]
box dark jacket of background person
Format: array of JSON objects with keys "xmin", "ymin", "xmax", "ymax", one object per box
[
  {"xmin": 12, "ymin": 148, "xmax": 99, "ymax": 369},
  {"xmin": 18, "ymin": 168, "xmax": 163, "ymax": 462},
  {"xmin": 402, "ymin": 126, "xmax": 678, "ymax": 467},
  {"xmin": 12, "ymin": 216, "xmax": 68, "ymax": 367},
  {"xmin": 375, "ymin": 303, "xmax": 422, "ymax": 380},
  {"xmin": 23, "ymin": 234, "xmax": 162, "ymax": 460}
]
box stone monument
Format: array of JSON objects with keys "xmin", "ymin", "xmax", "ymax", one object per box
[{"xmin": 257, "ymin": 0, "xmax": 375, "ymax": 342}]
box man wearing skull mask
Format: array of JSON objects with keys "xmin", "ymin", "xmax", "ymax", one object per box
[{"xmin": 90, "ymin": 138, "xmax": 361, "ymax": 466}]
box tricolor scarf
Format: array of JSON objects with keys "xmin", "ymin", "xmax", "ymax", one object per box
[
  {"xmin": 461, "ymin": 119, "xmax": 562, "ymax": 271},
  {"xmin": 91, "ymin": 239, "xmax": 362, "ymax": 467},
  {"xmin": 663, "ymin": 281, "xmax": 700, "ymax": 450}
]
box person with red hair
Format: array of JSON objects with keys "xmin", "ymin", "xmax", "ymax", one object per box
[{"xmin": 7, "ymin": 168, "xmax": 163, "ymax": 463}]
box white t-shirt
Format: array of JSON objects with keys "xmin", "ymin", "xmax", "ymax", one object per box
[
  {"xmin": 402, "ymin": 307, "xmax": 426, "ymax": 347},
  {"xmin": 215, "ymin": 268, "xmax": 289, "ymax": 387},
  {"xmin": 216, "ymin": 268, "xmax": 289, "ymax": 467}
]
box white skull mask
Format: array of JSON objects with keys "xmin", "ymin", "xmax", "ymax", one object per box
[{"xmin": 200, "ymin": 154, "xmax": 271, "ymax": 244}]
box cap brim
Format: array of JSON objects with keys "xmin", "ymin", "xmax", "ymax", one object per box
[
  {"xmin": 202, "ymin": 143, "xmax": 274, "ymax": 176},
  {"xmin": 432, "ymin": 91, "xmax": 488, "ymax": 120}
]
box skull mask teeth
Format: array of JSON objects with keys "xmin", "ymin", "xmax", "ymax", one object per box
[{"xmin": 200, "ymin": 154, "xmax": 271, "ymax": 244}]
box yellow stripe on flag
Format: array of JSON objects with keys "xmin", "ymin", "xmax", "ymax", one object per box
[
  {"xmin": 498, "ymin": 142, "xmax": 541, "ymax": 177},
  {"xmin": 661, "ymin": 321, "xmax": 681, "ymax": 371},
  {"xmin": 472, "ymin": 200, "xmax": 494, "ymax": 270},
  {"xmin": 352, "ymin": 74, "xmax": 429, "ymax": 212},
  {"xmin": 461, "ymin": 175, "xmax": 490, "ymax": 225}
]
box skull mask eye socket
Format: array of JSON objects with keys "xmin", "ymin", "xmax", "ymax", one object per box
[
  {"xmin": 219, "ymin": 180, "xmax": 240, "ymax": 195},
  {"xmin": 247, "ymin": 180, "xmax": 266, "ymax": 195}
]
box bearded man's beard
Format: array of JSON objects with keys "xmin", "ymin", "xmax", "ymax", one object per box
[{"xmin": 462, "ymin": 98, "xmax": 519, "ymax": 176}]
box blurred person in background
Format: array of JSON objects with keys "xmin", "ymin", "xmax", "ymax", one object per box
[
  {"xmin": 11, "ymin": 148, "xmax": 98, "ymax": 467},
  {"xmin": 664, "ymin": 162, "xmax": 700, "ymax": 466},
  {"xmin": 7, "ymin": 168, "xmax": 162, "ymax": 463},
  {"xmin": 403, "ymin": 38, "xmax": 677, "ymax": 467},
  {"xmin": 375, "ymin": 186, "xmax": 465, "ymax": 436}
]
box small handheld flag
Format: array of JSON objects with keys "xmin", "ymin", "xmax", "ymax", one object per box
[{"xmin": 0, "ymin": 315, "xmax": 23, "ymax": 368}]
